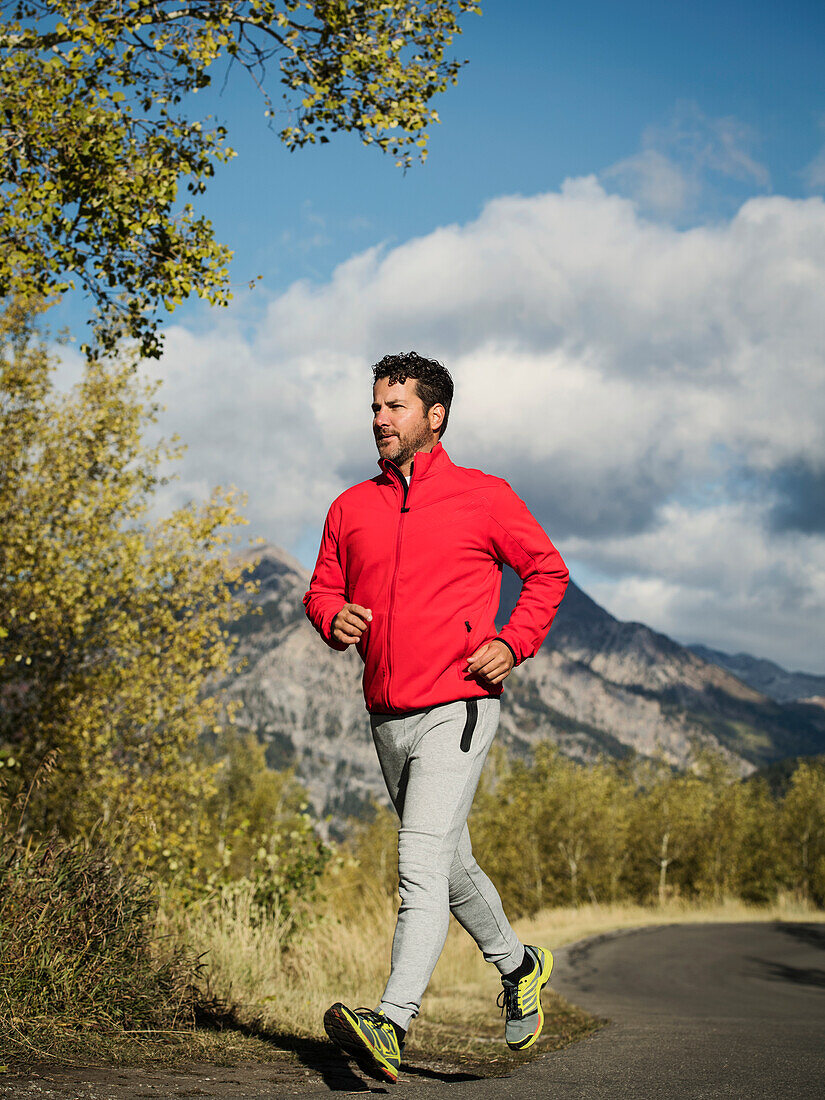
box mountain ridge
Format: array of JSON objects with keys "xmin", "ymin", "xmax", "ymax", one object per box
[
  {"xmin": 688, "ymin": 643, "xmax": 825, "ymax": 706},
  {"xmin": 221, "ymin": 541, "xmax": 825, "ymax": 832}
]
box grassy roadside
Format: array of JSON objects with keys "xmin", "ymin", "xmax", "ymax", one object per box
[{"xmin": 3, "ymin": 893, "xmax": 822, "ymax": 1079}]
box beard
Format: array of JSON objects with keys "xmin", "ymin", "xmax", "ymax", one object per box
[{"xmin": 375, "ymin": 419, "xmax": 434, "ymax": 467}]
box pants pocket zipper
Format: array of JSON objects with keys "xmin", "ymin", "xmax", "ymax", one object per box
[{"xmin": 460, "ymin": 699, "xmax": 478, "ymax": 752}]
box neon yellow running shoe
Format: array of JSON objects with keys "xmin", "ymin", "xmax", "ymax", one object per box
[
  {"xmin": 323, "ymin": 1002, "xmax": 403, "ymax": 1083},
  {"xmin": 497, "ymin": 944, "xmax": 554, "ymax": 1050}
]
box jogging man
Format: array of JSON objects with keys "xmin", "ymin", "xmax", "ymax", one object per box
[{"xmin": 303, "ymin": 351, "xmax": 569, "ymax": 1083}]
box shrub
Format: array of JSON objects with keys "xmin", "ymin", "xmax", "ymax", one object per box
[{"xmin": 0, "ymin": 831, "xmax": 199, "ymax": 1032}]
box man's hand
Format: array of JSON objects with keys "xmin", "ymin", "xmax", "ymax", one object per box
[
  {"xmin": 465, "ymin": 640, "xmax": 515, "ymax": 685},
  {"xmin": 332, "ymin": 603, "xmax": 372, "ymax": 646}
]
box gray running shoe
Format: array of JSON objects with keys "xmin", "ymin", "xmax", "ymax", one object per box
[{"xmin": 497, "ymin": 944, "xmax": 554, "ymax": 1050}]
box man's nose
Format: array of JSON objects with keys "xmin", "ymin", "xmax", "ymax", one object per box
[{"xmin": 374, "ymin": 408, "xmax": 390, "ymax": 428}]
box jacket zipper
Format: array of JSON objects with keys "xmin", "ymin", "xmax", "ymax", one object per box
[{"xmin": 384, "ymin": 459, "xmax": 413, "ymax": 708}]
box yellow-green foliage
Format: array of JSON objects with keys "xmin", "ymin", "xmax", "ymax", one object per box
[
  {"xmin": 0, "ymin": 297, "xmax": 260, "ymax": 877},
  {"xmin": 1, "ymin": 1, "xmax": 479, "ymax": 358},
  {"xmin": 452, "ymin": 746, "xmax": 825, "ymax": 914},
  {"xmin": 471, "ymin": 744, "xmax": 631, "ymax": 913},
  {"xmin": 781, "ymin": 760, "xmax": 825, "ymax": 904},
  {"xmin": 188, "ymin": 727, "xmax": 330, "ymax": 923}
]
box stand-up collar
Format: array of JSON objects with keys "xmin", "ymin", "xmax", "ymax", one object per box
[{"xmin": 378, "ymin": 440, "xmax": 451, "ymax": 481}]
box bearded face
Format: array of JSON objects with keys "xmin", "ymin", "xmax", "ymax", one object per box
[{"xmin": 372, "ymin": 377, "xmax": 442, "ymax": 470}]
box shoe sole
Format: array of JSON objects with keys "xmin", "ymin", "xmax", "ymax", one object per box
[
  {"xmin": 323, "ymin": 1003, "xmax": 399, "ymax": 1084},
  {"xmin": 507, "ymin": 947, "xmax": 554, "ymax": 1051}
]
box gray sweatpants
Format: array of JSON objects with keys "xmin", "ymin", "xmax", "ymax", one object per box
[{"xmin": 370, "ymin": 697, "xmax": 523, "ymax": 1030}]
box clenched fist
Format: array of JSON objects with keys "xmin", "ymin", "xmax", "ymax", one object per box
[
  {"xmin": 465, "ymin": 640, "xmax": 515, "ymax": 685},
  {"xmin": 332, "ymin": 603, "xmax": 373, "ymax": 646}
]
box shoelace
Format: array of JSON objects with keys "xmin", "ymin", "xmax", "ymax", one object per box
[
  {"xmin": 356, "ymin": 1007, "xmax": 391, "ymax": 1028},
  {"xmin": 496, "ymin": 983, "xmax": 522, "ymax": 1020},
  {"xmin": 355, "ymin": 1007, "xmax": 400, "ymax": 1047}
]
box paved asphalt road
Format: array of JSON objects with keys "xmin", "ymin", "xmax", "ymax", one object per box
[
  {"xmin": 8, "ymin": 922, "xmax": 824, "ymax": 1099},
  {"xmin": 525, "ymin": 920, "xmax": 825, "ymax": 1100},
  {"xmin": 302, "ymin": 920, "xmax": 825, "ymax": 1100}
]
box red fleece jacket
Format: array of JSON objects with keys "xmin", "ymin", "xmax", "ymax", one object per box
[{"xmin": 303, "ymin": 441, "xmax": 569, "ymax": 714}]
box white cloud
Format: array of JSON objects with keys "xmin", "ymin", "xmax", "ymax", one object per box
[
  {"xmin": 570, "ymin": 500, "xmax": 825, "ymax": 670},
  {"xmin": 144, "ymin": 177, "xmax": 825, "ymax": 672},
  {"xmin": 805, "ymin": 153, "xmax": 825, "ymax": 191},
  {"xmin": 602, "ymin": 101, "xmax": 770, "ymax": 217},
  {"xmin": 603, "ymin": 149, "xmax": 696, "ymax": 217},
  {"xmin": 803, "ymin": 114, "xmax": 825, "ymax": 192}
]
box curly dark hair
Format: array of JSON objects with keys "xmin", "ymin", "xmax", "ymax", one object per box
[{"xmin": 371, "ymin": 351, "xmax": 454, "ymax": 438}]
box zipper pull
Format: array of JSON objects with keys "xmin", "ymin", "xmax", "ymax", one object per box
[
  {"xmin": 465, "ymin": 620, "xmax": 471, "ymax": 633},
  {"xmin": 401, "ymin": 460, "xmax": 414, "ymax": 513}
]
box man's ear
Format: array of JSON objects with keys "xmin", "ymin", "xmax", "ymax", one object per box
[{"xmin": 429, "ymin": 403, "xmax": 445, "ymax": 432}]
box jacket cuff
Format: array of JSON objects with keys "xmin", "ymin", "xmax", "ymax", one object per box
[
  {"xmin": 495, "ymin": 635, "xmax": 520, "ymax": 667},
  {"xmin": 322, "ymin": 606, "xmax": 350, "ymax": 651}
]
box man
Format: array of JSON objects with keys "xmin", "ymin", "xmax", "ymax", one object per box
[{"xmin": 303, "ymin": 351, "xmax": 569, "ymax": 1084}]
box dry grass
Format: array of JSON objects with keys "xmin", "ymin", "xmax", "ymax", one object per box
[
  {"xmin": 174, "ymin": 883, "xmax": 823, "ymax": 1069},
  {"xmin": 6, "ymin": 884, "xmax": 821, "ymax": 1075},
  {"xmin": 177, "ymin": 881, "xmax": 400, "ymax": 1036},
  {"xmin": 519, "ymin": 893, "xmax": 825, "ymax": 949},
  {"xmin": 0, "ymin": 835, "xmax": 201, "ymax": 1070},
  {"xmin": 172, "ymin": 881, "xmax": 596, "ymax": 1071}
]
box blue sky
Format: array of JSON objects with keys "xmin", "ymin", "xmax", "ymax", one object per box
[
  {"xmin": 55, "ymin": 1, "xmax": 825, "ymax": 674},
  {"xmin": 182, "ymin": 0, "xmax": 825, "ymax": 295}
]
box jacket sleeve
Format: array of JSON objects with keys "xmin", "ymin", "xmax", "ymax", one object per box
[
  {"xmin": 302, "ymin": 500, "xmax": 350, "ymax": 651},
  {"xmin": 487, "ymin": 480, "xmax": 569, "ymax": 665}
]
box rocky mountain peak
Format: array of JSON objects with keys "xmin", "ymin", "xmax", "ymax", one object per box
[{"xmin": 223, "ymin": 540, "xmax": 825, "ymax": 833}]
